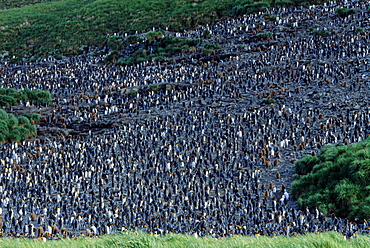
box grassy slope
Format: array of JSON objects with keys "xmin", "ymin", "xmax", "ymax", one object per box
[
  {"xmin": 0, "ymin": 0, "xmax": 238, "ymax": 59},
  {"xmin": 0, "ymin": 231, "xmax": 369, "ymax": 248},
  {"xmin": 0, "ymin": 0, "xmax": 327, "ymax": 60}
]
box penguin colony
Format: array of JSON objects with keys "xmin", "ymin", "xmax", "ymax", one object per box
[{"xmin": 0, "ymin": 0, "xmax": 369, "ymax": 239}]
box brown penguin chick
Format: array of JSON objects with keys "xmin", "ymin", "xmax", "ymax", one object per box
[
  {"xmin": 276, "ymin": 172, "xmax": 281, "ymax": 180},
  {"xmin": 37, "ymin": 226, "xmax": 44, "ymax": 237},
  {"xmin": 269, "ymin": 182, "xmax": 274, "ymax": 189},
  {"xmin": 31, "ymin": 212, "xmax": 37, "ymax": 222},
  {"xmin": 52, "ymin": 224, "xmax": 59, "ymax": 235},
  {"xmin": 265, "ymin": 190, "xmax": 270, "ymax": 198}
]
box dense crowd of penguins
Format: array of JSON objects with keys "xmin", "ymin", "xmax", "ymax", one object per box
[{"xmin": 0, "ymin": 0, "xmax": 369, "ymax": 240}]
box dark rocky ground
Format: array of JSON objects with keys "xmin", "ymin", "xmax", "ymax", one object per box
[{"xmin": 0, "ymin": 0, "xmax": 369, "ymax": 239}]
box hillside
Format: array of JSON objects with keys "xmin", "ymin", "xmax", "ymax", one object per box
[
  {"xmin": 0, "ymin": 0, "xmax": 369, "ymax": 244},
  {"xmin": 0, "ymin": 0, "xmax": 328, "ymax": 61}
]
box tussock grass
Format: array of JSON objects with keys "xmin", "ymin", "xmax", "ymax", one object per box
[
  {"xmin": 292, "ymin": 137, "xmax": 370, "ymax": 219},
  {"xmin": 0, "ymin": 231, "xmax": 369, "ymax": 248}
]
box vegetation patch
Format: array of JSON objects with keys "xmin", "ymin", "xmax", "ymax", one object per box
[
  {"xmin": 336, "ymin": 7, "xmax": 356, "ymax": 18},
  {"xmin": 256, "ymin": 32, "xmax": 273, "ymax": 40},
  {"xmin": 203, "ymin": 29, "xmax": 212, "ymax": 39},
  {"xmin": 263, "ymin": 13, "xmax": 280, "ymax": 21},
  {"xmin": 355, "ymin": 27, "xmax": 363, "ymax": 33},
  {"xmin": 0, "ymin": 109, "xmax": 38, "ymax": 143},
  {"xmin": 292, "ymin": 137, "xmax": 370, "ymax": 219},
  {"xmin": 231, "ymin": 1, "xmax": 270, "ymax": 16},
  {"xmin": 204, "ymin": 43, "xmax": 221, "ymax": 50},
  {"xmin": 115, "ymin": 35, "xmax": 202, "ymax": 65},
  {"xmin": 0, "ymin": 88, "xmax": 52, "ymax": 107},
  {"xmin": 0, "ymin": 87, "xmax": 50, "ymax": 143},
  {"xmin": 150, "ymin": 84, "xmax": 159, "ymax": 91},
  {"xmin": 261, "ymin": 98, "xmax": 276, "ymax": 104},
  {"xmin": 309, "ymin": 27, "xmax": 330, "ymax": 37}
]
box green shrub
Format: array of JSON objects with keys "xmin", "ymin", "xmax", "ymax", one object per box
[
  {"xmin": 145, "ymin": 31, "xmax": 164, "ymax": 43},
  {"xmin": 107, "ymin": 36, "xmax": 125, "ymax": 50},
  {"xmin": 17, "ymin": 116, "xmax": 31, "ymax": 126},
  {"xmin": 34, "ymin": 90, "xmax": 52, "ymax": 104},
  {"xmin": 203, "ymin": 29, "xmax": 212, "ymax": 39},
  {"xmin": 104, "ymin": 50, "xmax": 120, "ymax": 64},
  {"xmin": 292, "ymin": 137, "xmax": 370, "ymax": 219},
  {"xmin": 349, "ymin": 159, "xmax": 370, "ymax": 186},
  {"xmin": 153, "ymin": 56, "xmax": 165, "ymax": 62},
  {"xmin": 0, "ymin": 88, "xmax": 43, "ymax": 142},
  {"xmin": 13, "ymin": 126, "xmax": 30, "ymax": 139},
  {"xmin": 355, "ymin": 27, "xmax": 364, "ymax": 33},
  {"xmin": 261, "ymin": 98, "xmax": 276, "ymax": 104},
  {"xmin": 310, "ymin": 28, "xmax": 330, "ymax": 37},
  {"xmin": 0, "ymin": 120, "xmax": 9, "ymax": 135},
  {"xmin": 130, "ymin": 90, "xmax": 138, "ymax": 95},
  {"xmin": 203, "ymin": 48, "xmax": 214, "ymax": 54},
  {"xmin": 232, "ymin": 1, "xmax": 270, "ymax": 16},
  {"xmin": 336, "ymin": 7, "xmax": 356, "ymax": 18},
  {"xmin": 150, "ymin": 84, "xmax": 158, "ymax": 91},
  {"xmin": 295, "ymin": 155, "xmax": 320, "ymax": 175},
  {"xmin": 204, "ymin": 43, "xmax": 221, "ymax": 50},
  {"xmin": 0, "ymin": 133, "xmax": 6, "ymax": 143},
  {"xmin": 319, "ymin": 145, "xmax": 339, "ymax": 162},
  {"xmin": 21, "ymin": 88, "xmax": 52, "ymax": 104},
  {"xmin": 263, "ymin": 13, "xmax": 279, "ymax": 21},
  {"xmin": 0, "ymin": 109, "xmax": 8, "ymax": 120},
  {"xmin": 25, "ymin": 123, "xmax": 37, "ymax": 136},
  {"xmin": 231, "ymin": 5, "xmax": 247, "ymax": 16},
  {"xmin": 6, "ymin": 114, "xmax": 18, "ymax": 129},
  {"xmin": 117, "ymin": 57, "xmax": 135, "ymax": 66},
  {"xmin": 8, "ymin": 128, "xmax": 22, "ymax": 142},
  {"xmin": 117, "ymin": 36, "xmax": 202, "ymax": 66},
  {"xmin": 21, "ymin": 113, "xmax": 40, "ymax": 124},
  {"xmin": 126, "ymin": 35, "xmax": 144, "ymax": 44},
  {"xmin": 0, "ymin": 95, "xmax": 17, "ymax": 107},
  {"xmin": 250, "ymin": 1, "xmax": 270, "ymax": 12},
  {"xmin": 257, "ymin": 32, "xmax": 273, "ymax": 40}
]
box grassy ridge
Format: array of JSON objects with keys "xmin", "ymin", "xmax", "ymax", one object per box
[
  {"xmin": 0, "ymin": 231, "xmax": 369, "ymax": 248},
  {"xmin": 0, "ymin": 0, "xmax": 327, "ymax": 61}
]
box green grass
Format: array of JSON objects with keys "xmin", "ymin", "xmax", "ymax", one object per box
[
  {"xmin": 0, "ymin": 231, "xmax": 369, "ymax": 248},
  {"xmin": 292, "ymin": 137, "xmax": 370, "ymax": 219},
  {"xmin": 0, "ymin": 0, "xmax": 328, "ymax": 61}
]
